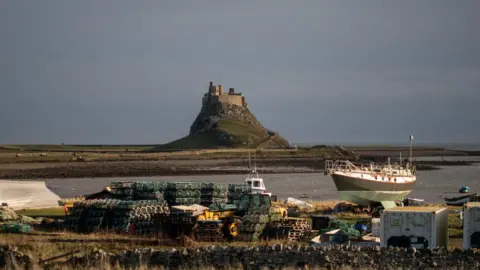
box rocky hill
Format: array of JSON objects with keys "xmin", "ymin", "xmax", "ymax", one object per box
[{"xmin": 156, "ymin": 82, "xmax": 290, "ymax": 150}]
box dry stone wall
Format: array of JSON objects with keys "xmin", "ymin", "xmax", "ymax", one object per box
[{"xmin": 4, "ymin": 244, "xmax": 480, "ymax": 269}]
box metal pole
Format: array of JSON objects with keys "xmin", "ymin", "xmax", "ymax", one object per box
[{"xmin": 409, "ymin": 135, "xmax": 414, "ymax": 164}]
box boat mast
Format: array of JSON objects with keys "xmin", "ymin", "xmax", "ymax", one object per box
[
  {"xmin": 253, "ymin": 151, "xmax": 257, "ymax": 175},
  {"xmin": 409, "ymin": 135, "xmax": 414, "ymax": 166},
  {"xmin": 248, "ymin": 151, "xmax": 252, "ymax": 171},
  {"xmin": 400, "ymin": 152, "xmax": 402, "ymax": 167}
]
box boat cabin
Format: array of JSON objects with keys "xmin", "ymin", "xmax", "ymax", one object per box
[
  {"xmin": 245, "ymin": 177, "xmax": 266, "ymax": 193},
  {"xmin": 244, "ymin": 169, "xmax": 272, "ymax": 196}
]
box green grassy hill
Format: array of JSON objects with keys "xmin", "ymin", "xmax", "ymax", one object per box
[{"xmin": 154, "ymin": 120, "xmax": 289, "ymax": 150}]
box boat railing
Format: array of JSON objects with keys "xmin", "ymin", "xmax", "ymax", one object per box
[
  {"xmin": 325, "ymin": 160, "xmax": 361, "ymax": 174},
  {"xmin": 325, "ymin": 160, "xmax": 415, "ymax": 176}
]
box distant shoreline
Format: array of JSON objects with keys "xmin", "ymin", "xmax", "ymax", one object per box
[{"xmin": 0, "ymin": 145, "xmax": 478, "ymax": 179}]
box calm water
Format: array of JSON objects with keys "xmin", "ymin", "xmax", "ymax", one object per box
[{"xmin": 42, "ymin": 164, "xmax": 480, "ymax": 204}]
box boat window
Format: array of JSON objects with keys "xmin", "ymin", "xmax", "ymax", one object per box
[
  {"xmin": 246, "ymin": 181, "xmax": 252, "ymax": 186},
  {"xmin": 253, "ymin": 181, "xmax": 260, "ymax": 187}
]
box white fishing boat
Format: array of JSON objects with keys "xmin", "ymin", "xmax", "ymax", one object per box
[
  {"xmin": 325, "ymin": 136, "xmax": 417, "ymax": 208},
  {"xmin": 244, "ymin": 151, "xmax": 272, "ymax": 197}
]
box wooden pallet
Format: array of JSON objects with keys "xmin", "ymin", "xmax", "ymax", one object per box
[
  {"xmin": 280, "ymin": 218, "xmax": 309, "ymax": 227},
  {"xmin": 291, "ymin": 225, "xmax": 311, "ymax": 231}
]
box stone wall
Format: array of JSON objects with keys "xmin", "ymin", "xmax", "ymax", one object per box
[
  {"xmin": 201, "ymin": 93, "xmax": 244, "ymax": 110},
  {"xmin": 4, "ymin": 244, "xmax": 480, "ymax": 269},
  {"xmin": 213, "ymin": 95, "xmax": 244, "ymax": 107}
]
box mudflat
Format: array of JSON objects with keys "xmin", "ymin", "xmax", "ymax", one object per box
[{"xmin": 0, "ymin": 145, "xmax": 478, "ymax": 179}]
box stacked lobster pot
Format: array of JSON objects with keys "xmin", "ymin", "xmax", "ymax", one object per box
[
  {"xmin": 66, "ymin": 202, "xmax": 87, "ymax": 232},
  {"xmin": 67, "ymin": 199, "xmax": 116, "ymax": 233},
  {"xmin": 164, "ymin": 182, "xmax": 202, "ymax": 206},
  {"xmin": 237, "ymin": 195, "xmax": 270, "ymax": 242},
  {"xmin": 110, "ymin": 199, "xmax": 170, "ymax": 235},
  {"xmin": 262, "ymin": 208, "xmax": 289, "ymax": 239},
  {"xmin": 200, "ymin": 183, "xmax": 228, "ymax": 207},
  {"xmin": 133, "ymin": 181, "xmax": 167, "ymax": 201},
  {"xmin": 227, "ymin": 184, "xmax": 252, "ymax": 206},
  {"xmin": 109, "ymin": 181, "xmax": 135, "ymax": 200},
  {"xmin": 67, "ymin": 199, "xmax": 170, "ymax": 235}
]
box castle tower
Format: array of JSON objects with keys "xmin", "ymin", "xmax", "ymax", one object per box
[
  {"xmin": 204, "ymin": 81, "xmax": 245, "ymax": 107},
  {"xmin": 208, "ymin": 81, "xmax": 220, "ymax": 96}
]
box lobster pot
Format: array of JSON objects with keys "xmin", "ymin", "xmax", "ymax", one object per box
[
  {"xmin": 108, "ymin": 201, "xmax": 169, "ymax": 234},
  {"xmin": 228, "ymin": 200, "xmax": 241, "ymax": 207},
  {"xmin": 135, "ymin": 181, "xmax": 168, "ymax": 192},
  {"xmin": 208, "ymin": 203, "xmax": 237, "ymax": 212},
  {"xmin": 109, "ymin": 181, "xmax": 135, "ymax": 199},
  {"xmin": 111, "ymin": 215, "xmax": 131, "ymax": 232},
  {"xmin": 1, "ymin": 224, "xmax": 32, "ymax": 234},
  {"xmin": 167, "ymin": 182, "xmax": 203, "ymax": 190},
  {"xmin": 237, "ymin": 232, "xmax": 262, "ymax": 242},
  {"xmin": 68, "ymin": 199, "xmax": 169, "ymax": 234},
  {"xmin": 238, "ymin": 213, "xmax": 267, "ymax": 242},
  {"xmin": 134, "ymin": 191, "xmax": 165, "ymax": 202},
  {"xmin": 228, "ymin": 184, "xmax": 251, "ymax": 193},
  {"xmin": 200, "ymin": 183, "xmax": 228, "ymax": 207},
  {"xmin": 132, "ymin": 181, "xmax": 168, "ymax": 201},
  {"xmin": 167, "ymin": 197, "xmax": 201, "ymax": 206},
  {"xmin": 268, "ymin": 213, "xmax": 282, "ymax": 222},
  {"xmin": 227, "ymin": 184, "xmax": 251, "ymax": 204},
  {"xmin": 164, "ymin": 182, "xmax": 202, "ymax": 206},
  {"xmin": 243, "ymin": 214, "xmax": 270, "ymax": 224},
  {"xmin": 70, "ymin": 199, "xmax": 110, "ymax": 233},
  {"xmin": 166, "ymin": 190, "xmax": 201, "ymax": 198},
  {"xmin": 201, "ymin": 198, "xmax": 228, "ymax": 207},
  {"xmin": 110, "ymin": 181, "xmax": 135, "ymax": 189}
]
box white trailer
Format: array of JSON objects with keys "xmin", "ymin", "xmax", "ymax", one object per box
[
  {"xmin": 380, "ymin": 206, "xmax": 448, "ymax": 249},
  {"xmin": 463, "ymin": 202, "xmax": 480, "ymax": 249}
]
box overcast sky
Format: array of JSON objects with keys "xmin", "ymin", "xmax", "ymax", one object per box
[{"xmin": 1, "ymin": 1, "xmax": 479, "ymax": 145}]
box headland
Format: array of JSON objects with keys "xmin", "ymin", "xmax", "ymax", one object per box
[
  {"xmin": 0, "ymin": 144, "xmax": 477, "ymax": 179},
  {"xmin": 1, "ymin": 81, "xmax": 478, "ymax": 179}
]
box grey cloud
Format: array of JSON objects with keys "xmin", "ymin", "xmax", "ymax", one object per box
[{"xmin": 1, "ymin": 0, "xmax": 479, "ymax": 144}]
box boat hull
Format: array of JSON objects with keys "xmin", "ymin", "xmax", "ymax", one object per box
[
  {"xmin": 444, "ymin": 193, "xmax": 477, "ymax": 206},
  {"xmin": 331, "ymin": 173, "xmax": 415, "ymax": 206}
]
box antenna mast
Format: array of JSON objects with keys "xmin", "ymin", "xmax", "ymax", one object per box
[{"xmin": 409, "ymin": 135, "xmax": 414, "ymax": 165}]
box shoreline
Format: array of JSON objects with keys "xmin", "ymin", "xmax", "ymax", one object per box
[
  {"xmin": 0, "ymin": 146, "xmax": 478, "ymax": 179},
  {"xmin": 0, "ymin": 161, "xmax": 451, "ymax": 180}
]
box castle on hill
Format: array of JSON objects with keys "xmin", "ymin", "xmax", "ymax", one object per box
[{"xmin": 202, "ymin": 81, "xmax": 248, "ymax": 108}]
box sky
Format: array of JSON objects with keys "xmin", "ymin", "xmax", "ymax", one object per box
[{"xmin": 1, "ymin": 0, "xmax": 479, "ymax": 145}]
